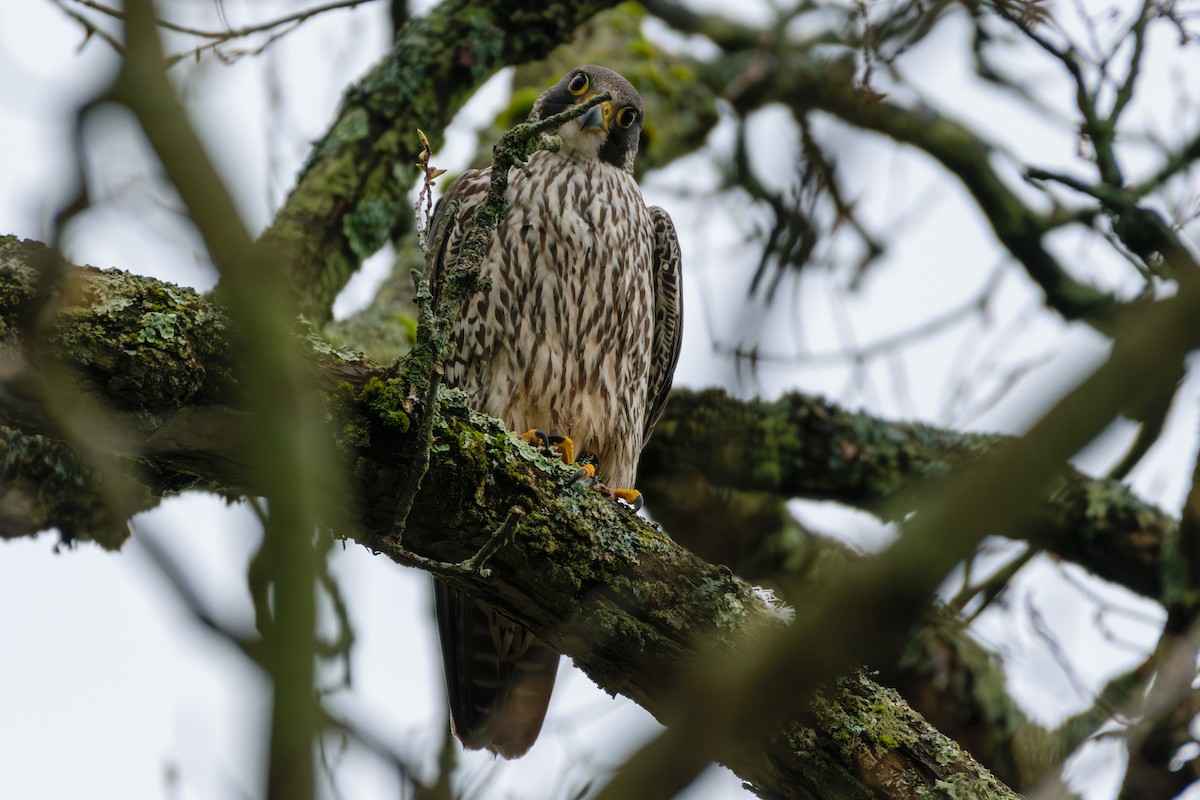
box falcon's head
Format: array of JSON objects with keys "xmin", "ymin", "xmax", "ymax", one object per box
[{"xmin": 530, "ymin": 65, "xmax": 645, "ymax": 174}]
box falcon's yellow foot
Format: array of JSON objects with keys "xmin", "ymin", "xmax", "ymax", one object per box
[
  {"xmin": 519, "ymin": 429, "xmax": 576, "ymax": 465},
  {"xmin": 519, "ymin": 431, "xmax": 637, "ymax": 509},
  {"xmin": 568, "ymin": 463, "xmax": 596, "ymax": 484},
  {"xmin": 592, "ymin": 483, "xmax": 644, "ymax": 512}
]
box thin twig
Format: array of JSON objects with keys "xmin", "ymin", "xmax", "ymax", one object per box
[
  {"xmin": 48, "ymin": 0, "xmax": 125, "ymax": 53},
  {"xmin": 1108, "ymin": 0, "xmax": 1155, "ymax": 125},
  {"xmin": 955, "ymin": 544, "xmax": 1037, "ymax": 622},
  {"xmin": 132, "ymin": 521, "xmax": 262, "ymax": 661},
  {"xmin": 69, "ymin": 0, "xmax": 377, "ymax": 39},
  {"xmin": 413, "ymin": 128, "xmax": 445, "ymax": 254},
  {"xmin": 61, "ymin": 0, "xmax": 376, "ymax": 64},
  {"xmin": 318, "ymin": 706, "xmax": 438, "ymax": 795},
  {"xmin": 716, "ymin": 263, "xmax": 1006, "ymax": 367},
  {"xmin": 394, "ymin": 506, "xmax": 526, "ymax": 578},
  {"xmin": 171, "ymin": 21, "xmax": 305, "ymax": 67}
]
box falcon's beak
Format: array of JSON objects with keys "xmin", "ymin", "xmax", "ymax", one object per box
[{"xmin": 577, "ymin": 100, "xmax": 612, "ymax": 133}]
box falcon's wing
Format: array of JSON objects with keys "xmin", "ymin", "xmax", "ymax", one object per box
[
  {"xmin": 426, "ymin": 167, "xmax": 492, "ymax": 304},
  {"xmin": 643, "ymin": 205, "xmax": 683, "ymax": 444}
]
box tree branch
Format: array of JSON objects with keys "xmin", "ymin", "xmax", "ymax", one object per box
[
  {"xmin": 0, "ymin": 230, "xmax": 1175, "ymax": 594},
  {"xmin": 3, "ymin": 233, "xmax": 1194, "ymax": 794},
  {"xmin": 642, "ymin": 387, "xmax": 1174, "ymax": 601},
  {"xmin": 641, "ymin": 5, "xmax": 1123, "ymax": 332}
]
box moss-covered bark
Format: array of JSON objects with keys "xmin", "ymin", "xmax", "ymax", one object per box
[
  {"xmin": 757, "ymin": 671, "xmax": 1017, "ymax": 800},
  {"xmin": 3, "ymin": 240, "xmax": 1175, "ymax": 601},
  {"xmin": 642, "ymin": 387, "xmax": 1175, "ymax": 601},
  {"xmin": 0, "ymin": 424, "xmax": 128, "ymax": 546},
  {"xmin": 0, "ymin": 237, "xmax": 235, "ymax": 412}
]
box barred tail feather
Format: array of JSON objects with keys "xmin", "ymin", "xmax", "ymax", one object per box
[{"xmin": 434, "ymin": 580, "xmax": 560, "ymax": 758}]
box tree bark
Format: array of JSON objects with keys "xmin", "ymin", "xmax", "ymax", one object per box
[{"xmin": 640, "ymin": 388, "xmax": 1173, "ymax": 601}]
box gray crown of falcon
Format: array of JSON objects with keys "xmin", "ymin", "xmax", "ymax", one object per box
[{"xmin": 428, "ymin": 65, "xmax": 683, "ymax": 758}]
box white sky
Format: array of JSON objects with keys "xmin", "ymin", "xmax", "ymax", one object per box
[{"xmin": 1, "ymin": 0, "xmax": 1199, "ymax": 798}]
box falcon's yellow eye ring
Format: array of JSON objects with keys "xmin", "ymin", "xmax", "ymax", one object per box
[
  {"xmin": 616, "ymin": 106, "xmax": 638, "ymax": 129},
  {"xmin": 568, "ymin": 73, "xmax": 589, "ymax": 94}
]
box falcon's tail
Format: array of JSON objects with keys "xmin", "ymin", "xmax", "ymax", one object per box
[{"xmin": 433, "ymin": 580, "xmax": 560, "ymax": 759}]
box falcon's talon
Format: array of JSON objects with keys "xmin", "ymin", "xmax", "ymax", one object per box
[
  {"xmin": 611, "ymin": 488, "xmax": 644, "ymax": 512},
  {"xmin": 520, "ymin": 428, "xmax": 577, "ymax": 465},
  {"xmin": 551, "ymin": 435, "xmax": 575, "ymax": 466},
  {"xmin": 520, "ymin": 428, "xmax": 551, "ymax": 449}
]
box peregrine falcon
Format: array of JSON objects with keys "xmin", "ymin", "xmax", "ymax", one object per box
[{"xmin": 428, "ymin": 65, "xmax": 683, "ymax": 758}]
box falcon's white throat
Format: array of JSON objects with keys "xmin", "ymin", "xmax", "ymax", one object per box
[{"xmin": 553, "ymin": 117, "xmax": 607, "ymax": 164}]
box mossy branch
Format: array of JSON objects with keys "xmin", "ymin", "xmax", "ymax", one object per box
[
  {"xmin": 0, "ymin": 238, "xmax": 1028, "ymax": 798},
  {"xmin": 641, "ymin": 387, "xmax": 1175, "ymax": 601}
]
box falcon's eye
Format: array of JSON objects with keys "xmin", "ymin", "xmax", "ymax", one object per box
[
  {"xmin": 568, "ymin": 73, "xmax": 589, "ymax": 94},
  {"xmin": 616, "ymin": 106, "xmax": 638, "ymax": 129}
]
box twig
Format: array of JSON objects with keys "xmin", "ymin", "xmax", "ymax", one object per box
[
  {"xmin": 316, "ymin": 557, "xmax": 355, "ymax": 671},
  {"xmin": 954, "ymin": 543, "xmax": 1037, "ymax": 622},
  {"xmin": 48, "ymin": 0, "xmax": 125, "ymax": 54},
  {"xmin": 318, "ymin": 706, "xmax": 439, "ymax": 796},
  {"xmin": 715, "ymin": 263, "xmax": 1006, "ymax": 367},
  {"xmin": 1026, "ymin": 593, "xmax": 1110, "ymax": 710},
  {"xmin": 413, "ymin": 129, "xmax": 445, "ymax": 254},
  {"xmin": 1108, "ymin": 0, "xmax": 1155, "ymax": 126},
  {"xmin": 169, "ymin": 21, "xmax": 305, "ymax": 67},
  {"xmin": 61, "ymin": 0, "xmax": 376, "ymax": 64},
  {"xmin": 394, "ymin": 506, "xmax": 526, "ymax": 578},
  {"xmin": 132, "ymin": 521, "xmax": 262, "ymax": 662},
  {"xmin": 69, "ymin": 0, "xmax": 376, "ymax": 40}
]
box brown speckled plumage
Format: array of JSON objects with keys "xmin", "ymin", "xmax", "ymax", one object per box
[{"xmin": 430, "ymin": 65, "xmax": 683, "ymax": 758}]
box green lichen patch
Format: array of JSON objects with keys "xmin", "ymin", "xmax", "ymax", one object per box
[
  {"xmin": 136, "ymin": 311, "xmax": 178, "ymax": 343},
  {"xmin": 21, "ymin": 263, "xmax": 237, "ymax": 410},
  {"xmin": 358, "ymin": 375, "xmax": 412, "ymax": 432},
  {"xmin": 344, "ymin": 197, "xmax": 403, "ymax": 260},
  {"xmin": 806, "ymin": 672, "xmax": 1017, "ymax": 798},
  {"xmin": 0, "ymin": 238, "xmax": 49, "ymax": 340},
  {"xmin": 0, "ymin": 425, "xmax": 129, "ymax": 549}
]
